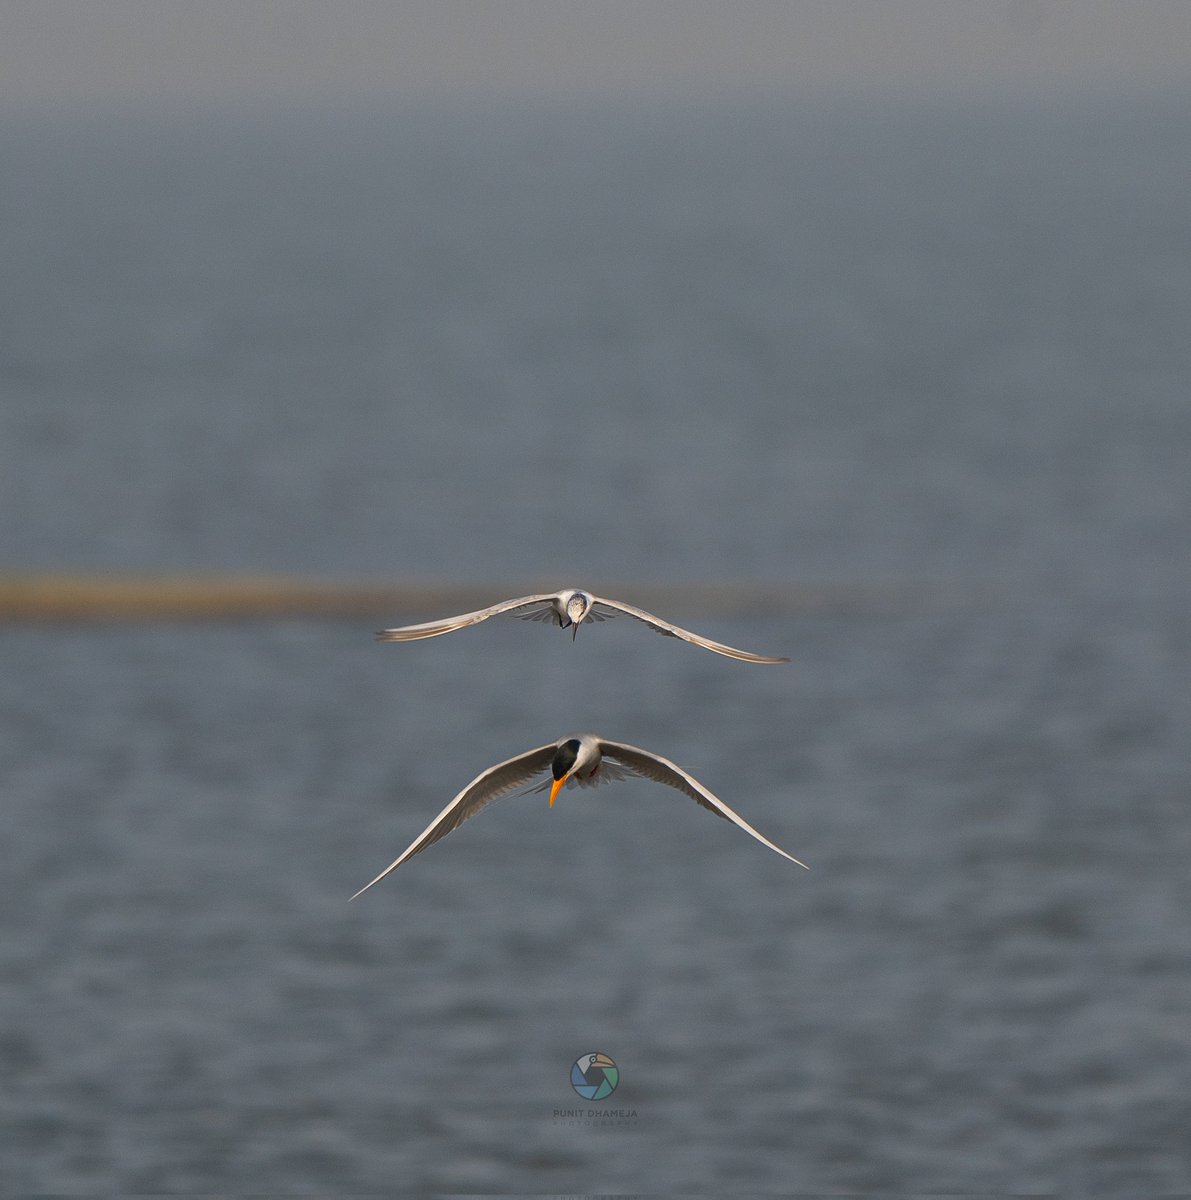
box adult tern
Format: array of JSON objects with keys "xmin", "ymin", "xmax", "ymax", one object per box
[
  {"xmin": 351, "ymin": 733, "xmax": 808, "ymax": 898},
  {"xmin": 376, "ymin": 588, "xmax": 788, "ymax": 663}
]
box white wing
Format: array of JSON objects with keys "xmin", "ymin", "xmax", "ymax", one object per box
[
  {"xmin": 376, "ymin": 593, "xmax": 561, "ymax": 642},
  {"xmin": 590, "ymin": 596, "xmax": 788, "ymax": 663},
  {"xmin": 599, "ymin": 739, "xmax": 808, "ymax": 868},
  {"xmin": 350, "ymin": 742, "xmax": 557, "ymax": 898}
]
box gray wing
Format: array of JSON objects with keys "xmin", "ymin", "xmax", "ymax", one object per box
[
  {"xmin": 589, "ymin": 596, "xmax": 789, "ymax": 663},
  {"xmin": 350, "ymin": 742, "xmax": 557, "ymax": 897},
  {"xmin": 598, "ymin": 739, "xmax": 809, "ymax": 868},
  {"xmin": 376, "ymin": 593, "xmax": 561, "ymax": 642}
]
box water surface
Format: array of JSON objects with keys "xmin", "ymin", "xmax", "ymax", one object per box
[{"xmin": 2, "ymin": 93, "xmax": 1189, "ymax": 1192}]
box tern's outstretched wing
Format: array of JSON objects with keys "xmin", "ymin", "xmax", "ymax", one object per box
[
  {"xmin": 589, "ymin": 596, "xmax": 788, "ymax": 663},
  {"xmin": 598, "ymin": 739, "xmax": 808, "ymax": 867},
  {"xmin": 350, "ymin": 742, "xmax": 557, "ymax": 897},
  {"xmin": 376, "ymin": 593, "xmax": 560, "ymax": 642}
]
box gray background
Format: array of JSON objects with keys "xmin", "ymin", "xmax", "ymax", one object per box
[{"xmin": 2, "ymin": 4, "xmax": 1190, "ymax": 1193}]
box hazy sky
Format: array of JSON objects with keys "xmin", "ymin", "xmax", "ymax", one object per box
[{"xmin": 2, "ymin": 0, "xmax": 1189, "ymax": 111}]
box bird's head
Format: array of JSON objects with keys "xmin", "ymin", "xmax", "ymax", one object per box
[
  {"xmin": 563, "ymin": 590, "xmax": 592, "ymax": 640},
  {"xmin": 548, "ymin": 737, "xmax": 582, "ymax": 807}
]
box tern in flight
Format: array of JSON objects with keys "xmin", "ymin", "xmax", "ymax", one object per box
[
  {"xmin": 376, "ymin": 588, "xmax": 788, "ymax": 663},
  {"xmin": 351, "ymin": 733, "xmax": 808, "ymax": 898}
]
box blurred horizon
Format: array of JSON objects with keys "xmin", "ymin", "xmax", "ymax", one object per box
[{"xmin": 2, "ymin": 0, "xmax": 1190, "ymax": 117}]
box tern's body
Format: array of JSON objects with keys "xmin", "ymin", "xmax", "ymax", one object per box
[
  {"xmin": 376, "ymin": 587, "xmax": 788, "ymax": 663},
  {"xmin": 351, "ymin": 733, "xmax": 807, "ymax": 898}
]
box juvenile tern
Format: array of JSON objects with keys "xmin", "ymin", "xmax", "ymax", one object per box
[
  {"xmin": 351, "ymin": 733, "xmax": 807, "ymax": 898},
  {"xmin": 376, "ymin": 588, "xmax": 788, "ymax": 663}
]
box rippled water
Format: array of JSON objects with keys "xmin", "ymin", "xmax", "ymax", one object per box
[{"xmin": 2, "ymin": 94, "xmax": 1190, "ymax": 1191}]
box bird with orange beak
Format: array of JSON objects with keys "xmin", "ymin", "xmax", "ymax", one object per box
[{"xmin": 351, "ymin": 733, "xmax": 807, "ymax": 898}]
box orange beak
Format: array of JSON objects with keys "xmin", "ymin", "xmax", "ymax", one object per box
[{"xmin": 548, "ymin": 775, "xmax": 568, "ymax": 807}]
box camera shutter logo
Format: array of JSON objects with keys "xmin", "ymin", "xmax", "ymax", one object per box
[{"xmin": 570, "ymin": 1051, "xmax": 619, "ymax": 1100}]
